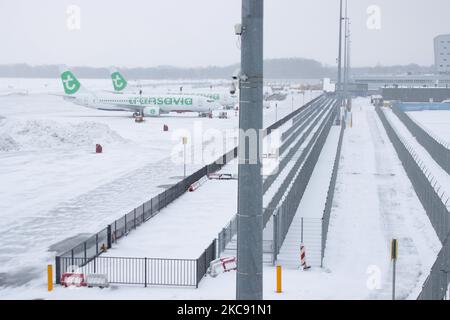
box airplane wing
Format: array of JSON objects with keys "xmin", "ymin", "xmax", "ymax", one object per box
[{"xmin": 48, "ymin": 92, "xmax": 77, "ymax": 100}]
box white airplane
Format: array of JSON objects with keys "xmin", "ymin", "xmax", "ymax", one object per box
[
  {"xmin": 58, "ymin": 67, "xmax": 221, "ymax": 117},
  {"xmin": 110, "ymin": 68, "xmax": 238, "ymax": 108}
]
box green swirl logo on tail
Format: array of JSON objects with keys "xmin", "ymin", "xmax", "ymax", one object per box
[
  {"xmin": 61, "ymin": 71, "xmax": 81, "ymax": 95},
  {"xmin": 111, "ymin": 71, "xmax": 127, "ymax": 92}
]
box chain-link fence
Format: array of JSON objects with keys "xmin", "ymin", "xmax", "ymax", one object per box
[
  {"xmin": 264, "ymin": 100, "xmax": 337, "ymax": 227},
  {"xmin": 271, "ymin": 104, "xmax": 336, "ymax": 261},
  {"xmin": 376, "ymin": 106, "xmax": 450, "ymax": 300},
  {"xmin": 282, "ymin": 95, "xmax": 327, "ymax": 141},
  {"xmin": 392, "ymin": 103, "xmax": 450, "ymax": 174},
  {"xmin": 265, "ymin": 94, "xmax": 325, "ymax": 136},
  {"xmin": 215, "ymin": 96, "xmax": 334, "ymax": 257},
  {"xmin": 217, "ymin": 215, "xmax": 238, "ymax": 254},
  {"xmin": 377, "ymin": 106, "xmax": 450, "ymax": 242},
  {"xmin": 264, "ymin": 98, "xmax": 334, "ymax": 194},
  {"xmin": 418, "ymin": 235, "xmax": 450, "ymax": 300}
]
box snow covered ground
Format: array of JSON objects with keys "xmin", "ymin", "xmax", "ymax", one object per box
[
  {"xmin": 407, "ymin": 110, "xmax": 450, "ymax": 146},
  {"xmin": 323, "ymin": 100, "xmax": 441, "ymax": 299},
  {"xmin": 0, "ymin": 78, "xmax": 440, "ymax": 300},
  {"xmin": 0, "ymin": 97, "xmax": 441, "ymax": 300},
  {"xmin": 0, "ymin": 77, "xmax": 319, "ymax": 297}
]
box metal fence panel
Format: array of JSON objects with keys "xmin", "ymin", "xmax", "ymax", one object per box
[
  {"xmin": 376, "ymin": 106, "xmax": 450, "ymax": 300},
  {"xmin": 59, "ymin": 256, "xmax": 198, "ymax": 287},
  {"xmin": 321, "ymin": 124, "xmax": 345, "ymax": 265},
  {"xmin": 392, "ymin": 104, "xmax": 450, "ymax": 174}
]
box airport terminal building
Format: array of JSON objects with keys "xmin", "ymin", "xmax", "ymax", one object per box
[{"xmin": 434, "ymin": 34, "xmax": 450, "ymax": 74}]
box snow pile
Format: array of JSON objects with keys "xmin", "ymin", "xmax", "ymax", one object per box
[
  {"xmin": 0, "ymin": 119, "xmax": 126, "ymax": 152},
  {"xmin": 0, "ymin": 133, "xmax": 20, "ymax": 151}
]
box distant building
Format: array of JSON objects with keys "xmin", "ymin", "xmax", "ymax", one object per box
[
  {"xmin": 382, "ymin": 87, "xmax": 450, "ymax": 103},
  {"xmin": 354, "ymin": 75, "xmax": 450, "ymax": 91},
  {"xmin": 434, "ymin": 34, "xmax": 450, "ymax": 74}
]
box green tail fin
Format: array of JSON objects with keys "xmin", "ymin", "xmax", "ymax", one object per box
[
  {"xmin": 110, "ymin": 69, "xmax": 128, "ymax": 92},
  {"xmin": 60, "ymin": 70, "xmax": 81, "ymax": 95}
]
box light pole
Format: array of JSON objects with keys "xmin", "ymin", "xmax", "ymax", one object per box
[
  {"xmin": 343, "ymin": 0, "xmax": 348, "ymax": 108},
  {"xmin": 236, "ymin": 0, "xmax": 264, "ymax": 301},
  {"xmin": 337, "ymin": 0, "xmax": 343, "ymax": 101}
]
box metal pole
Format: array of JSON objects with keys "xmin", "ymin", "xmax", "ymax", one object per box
[
  {"xmin": 236, "ymin": 0, "xmax": 264, "ymax": 300},
  {"xmin": 337, "ymin": 0, "xmax": 343, "ymax": 99},
  {"xmin": 183, "ymin": 143, "xmax": 186, "ymax": 179},
  {"xmin": 392, "ymin": 260, "xmax": 396, "ymax": 300},
  {"xmin": 343, "ymin": 0, "xmax": 348, "ymax": 108},
  {"xmin": 275, "ymin": 103, "xmax": 278, "ymax": 122}
]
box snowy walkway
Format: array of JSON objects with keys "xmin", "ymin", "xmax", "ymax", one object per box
[
  {"xmin": 323, "ymin": 100, "xmax": 441, "ymax": 299},
  {"xmin": 276, "ymin": 126, "xmax": 340, "ymax": 268}
]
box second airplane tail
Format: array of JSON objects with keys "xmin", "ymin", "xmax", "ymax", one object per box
[{"xmin": 109, "ymin": 67, "xmax": 128, "ymax": 92}]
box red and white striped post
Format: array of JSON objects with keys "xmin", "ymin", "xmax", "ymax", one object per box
[{"xmin": 300, "ymin": 243, "xmax": 311, "ymax": 270}]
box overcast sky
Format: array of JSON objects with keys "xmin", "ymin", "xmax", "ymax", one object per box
[{"xmin": 0, "ymin": 0, "xmax": 449, "ymax": 68}]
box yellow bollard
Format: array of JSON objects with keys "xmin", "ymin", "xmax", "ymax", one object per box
[
  {"xmin": 276, "ymin": 265, "xmax": 282, "ymax": 293},
  {"xmin": 47, "ymin": 264, "xmax": 53, "ymax": 292}
]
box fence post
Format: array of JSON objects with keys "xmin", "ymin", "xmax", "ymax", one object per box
[
  {"xmin": 214, "ymin": 239, "xmax": 218, "ymax": 260},
  {"xmin": 84, "ymin": 242, "xmax": 87, "ymax": 262},
  {"xmin": 204, "ymin": 249, "xmax": 208, "ymax": 277},
  {"xmin": 96, "ymin": 233, "xmax": 99, "ymax": 256},
  {"xmin": 150, "ymin": 198, "xmax": 153, "ymax": 217},
  {"xmin": 196, "ymin": 259, "xmax": 199, "ymax": 289},
  {"xmin": 301, "ymin": 218, "xmax": 304, "ymax": 244},
  {"xmin": 143, "ymin": 202, "xmax": 146, "ymax": 220},
  {"xmin": 55, "ymin": 256, "xmax": 61, "ymax": 285},
  {"xmin": 273, "ymin": 211, "xmax": 278, "ymax": 266},
  {"xmin": 144, "ymin": 258, "xmax": 147, "ymax": 288},
  {"xmin": 107, "ymin": 225, "xmax": 112, "ymax": 249}
]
